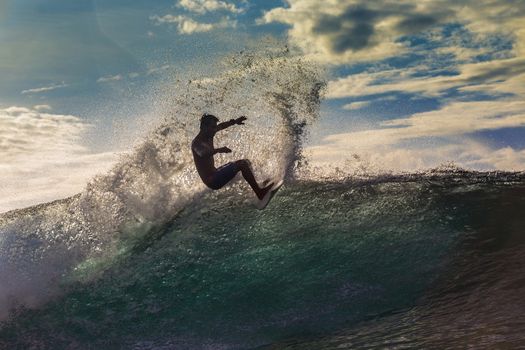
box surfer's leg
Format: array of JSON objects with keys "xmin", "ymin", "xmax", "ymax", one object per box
[{"xmin": 235, "ymin": 159, "xmax": 273, "ymax": 200}]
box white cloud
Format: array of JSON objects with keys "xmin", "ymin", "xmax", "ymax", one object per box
[
  {"xmin": 256, "ymin": 1, "xmax": 525, "ymax": 174},
  {"xmin": 380, "ymin": 100, "xmax": 525, "ymax": 138},
  {"xmin": 21, "ymin": 82, "xmax": 68, "ymax": 94},
  {"xmin": 147, "ymin": 64, "xmax": 170, "ymax": 75},
  {"xmin": 259, "ymin": 0, "xmax": 525, "ymax": 155},
  {"xmin": 306, "ymin": 99, "xmax": 525, "ymax": 172},
  {"xmin": 33, "ymin": 104, "xmax": 52, "ymax": 111},
  {"xmin": 327, "ymin": 58, "xmax": 525, "ymax": 99},
  {"xmin": 259, "ymin": 0, "xmax": 443, "ymax": 63},
  {"xmin": 0, "ymin": 107, "xmax": 118, "ymax": 212},
  {"xmin": 306, "ymin": 139, "xmax": 525, "ymax": 174},
  {"xmin": 320, "ymin": 31, "xmax": 525, "ymax": 171},
  {"xmin": 97, "ymin": 74, "xmax": 123, "ymax": 83},
  {"xmin": 322, "ymin": 100, "xmax": 525, "ymax": 148},
  {"xmin": 259, "ymin": 1, "xmax": 525, "ymax": 64},
  {"xmin": 342, "ymin": 101, "xmax": 371, "ymax": 110},
  {"xmin": 178, "ymin": 0, "xmax": 242, "ymax": 14},
  {"xmin": 151, "ymin": 14, "xmax": 236, "ymax": 34}
]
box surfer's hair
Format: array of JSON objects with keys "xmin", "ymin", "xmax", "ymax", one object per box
[{"xmin": 200, "ymin": 113, "xmax": 219, "ymax": 130}]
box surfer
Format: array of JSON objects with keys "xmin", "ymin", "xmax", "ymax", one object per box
[{"xmin": 191, "ymin": 113, "xmax": 274, "ymax": 200}]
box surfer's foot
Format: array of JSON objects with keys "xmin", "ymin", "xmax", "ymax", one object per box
[{"xmin": 257, "ymin": 182, "xmax": 274, "ymax": 200}]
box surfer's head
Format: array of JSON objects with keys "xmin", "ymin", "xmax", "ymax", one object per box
[{"xmin": 200, "ymin": 113, "xmax": 219, "ymax": 134}]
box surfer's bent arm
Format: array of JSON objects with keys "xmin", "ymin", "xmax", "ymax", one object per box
[{"xmin": 217, "ymin": 116, "xmax": 247, "ymax": 131}]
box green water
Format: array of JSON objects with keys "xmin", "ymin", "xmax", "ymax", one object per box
[{"xmin": 1, "ymin": 179, "xmax": 467, "ymax": 349}]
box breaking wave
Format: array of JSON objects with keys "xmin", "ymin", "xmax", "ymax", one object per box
[
  {"xmin": 2, "ymin": 51, "xmax": 525, "ymax": 349},
  {"xmin": 0, "ymin": 51, "xmax": 324, "ymax": 321}
]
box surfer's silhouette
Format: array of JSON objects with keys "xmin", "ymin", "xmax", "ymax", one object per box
[{"xmin": 192, "ymin": 113, "xmax": 274, "ymax": 200}]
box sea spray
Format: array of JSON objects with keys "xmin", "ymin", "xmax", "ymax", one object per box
[{"xmin": 0, "ymin": 50, "xmax": 325, "ymax": 319}]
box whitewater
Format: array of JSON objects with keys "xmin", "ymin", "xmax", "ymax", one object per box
[{"xmin": 1, "ymin": 53, "xmax": 525, "ymax": 349}]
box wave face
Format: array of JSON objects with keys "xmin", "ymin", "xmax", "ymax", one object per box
[
  {"xmin": 263, "ymin": 172, "xmax": 525, "ymax": 350},
  {"xmin": 2, "ymin": 171, "xmax": 525, "ymax": 349}
]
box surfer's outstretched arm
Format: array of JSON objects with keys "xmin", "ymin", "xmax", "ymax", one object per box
[{"xmin": 217, "ymin": 116, "xmax": 247, "ymax": 131}]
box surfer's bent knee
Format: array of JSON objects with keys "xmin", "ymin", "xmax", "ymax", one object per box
[{"xmin": 235, "ymin": 159, "xmax": 251, "ymax": 170}]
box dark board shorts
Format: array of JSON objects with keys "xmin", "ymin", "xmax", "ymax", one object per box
[{"xmin": 208, "ymin": 162, "xmax": 239, "ymax": 190}]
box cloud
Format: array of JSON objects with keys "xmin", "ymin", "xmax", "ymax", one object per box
[
  {"xmin": 21, "ymin": 82, "xmax": 68, "ymax": 94},
  {"xmin": 147, "ymin": 64, "xmax": 170, "ymax": 75},
  {"xmin": 0, "ymin": 107, "xmax": 118, "ymax": 212},
  {"xmin": 96, "ymin": 66, "xmax": 171, "ymax": 82},
  {"xmin": 33, "ymin": 104, "xmax": 52, "ymax": 111},
  {"xmin": 97, "ymin": 74, "xmax": 123, "ymax": 83},
  {"xmin": 259, "ymin": 1, "xmax": 449, "ymax": 63},
  {"xmin": 306, "ymin": 138, "xmax": 525, "ymax": 173},
  {"xmin": 151, "ymin": 14, "xmax": 237, "ymax": 34},
  {"xmin": 325, "ymin": 100, "xmax": 525, "ymax": 147},
  {"xmin": 256, "ymin": 1, "xmax": 525, "ymax": 174},
  {"xmin": 178, "ymin": 0, "xmax": 242, "ymax": 14},
  {"xmin": 259, "ymin": 0, "xmax": 525, "ymax": 64},
  {"xmin": 382, "ymin": 100, "xmax": 525, "ymax": 140},
  {"xmin": 327, "ymin": 57, "xmax": 525, "ymax": 98},
  {"xmin": 306, "ymin": 98, "xmax": 525, "ymax": 172},
  {"xmin": 342, "ymin": 101, "xmax": 371, "ymax": 110}
]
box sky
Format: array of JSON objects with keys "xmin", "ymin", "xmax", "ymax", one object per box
[{"xmin": 1, "ymin": 0, "xmax": 525, "ymax": 212}]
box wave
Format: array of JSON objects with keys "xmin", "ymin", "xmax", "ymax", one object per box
[
  {"xmin": 2, "ymin": 172, "xmax": 525, "ymax": 349},
  {"xmin": 264, "ymin": 174, "xmax": 525, "ymax": 349},
  {"xmin": 2, "ymin": 50, "xmax": 525, "ymax": 348},
  {"xmin": 0, "ymin": 50, "xmax": 324, "ymax": 321}
]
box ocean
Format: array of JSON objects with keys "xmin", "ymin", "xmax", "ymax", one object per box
[{"xmin": 1, "ymin": 53, "xmax": 524, "ymax": 349}]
